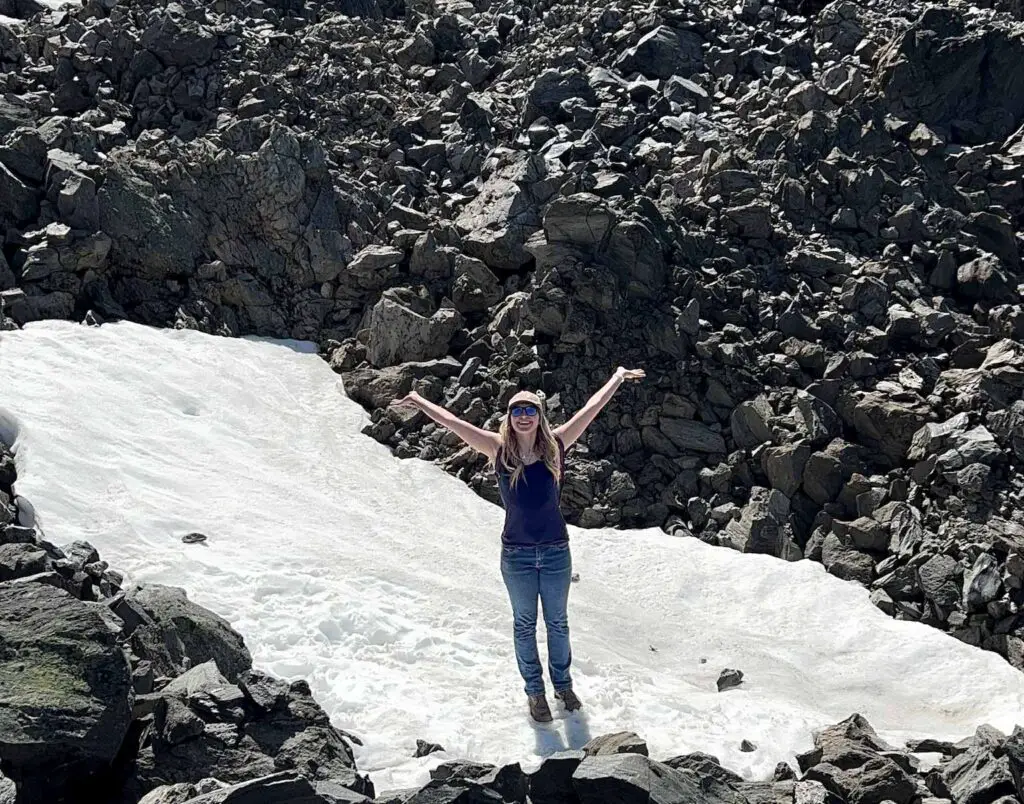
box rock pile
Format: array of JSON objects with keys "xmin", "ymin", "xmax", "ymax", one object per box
[
  {"xmin": 5, "ymin": 429, "xmax": 1024, "ymax": 804},
  {"xmin": 0, "ymin": 439, "xmax": 373, "ymax": 804},
  {"xmin": 0, "ymin": 0, "xmax": 1022, "ymax": 663},
  {"xmin": 336, "ymin": 714, "xmax": 1024, "ymax": 804}
]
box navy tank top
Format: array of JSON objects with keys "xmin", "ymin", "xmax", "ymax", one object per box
[{"xmin": 496, "ymin": 437, "xmax": 569, "ymax": 546}]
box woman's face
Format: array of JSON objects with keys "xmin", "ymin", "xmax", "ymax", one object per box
[{"xmin": 508, "ymin": 403, "xmax": 540, "ymax": 437}]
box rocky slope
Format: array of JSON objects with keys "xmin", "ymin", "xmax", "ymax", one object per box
[
  {"xmin": 3, "ymin": 440, "xmax": 1024, "ymax": 804},
  {"xmin": 0, "ymin": 0, "xmax": 1022, "ymax": 667}
]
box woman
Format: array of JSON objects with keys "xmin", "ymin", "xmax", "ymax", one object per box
[{"xmin": 392, "ymin": 366, "xmax": 645, "ymax": 722}]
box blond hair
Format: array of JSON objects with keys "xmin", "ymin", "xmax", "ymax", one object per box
[{"xmin": 490, "ymin": 394, "xmax": 562, "ymax": 489}]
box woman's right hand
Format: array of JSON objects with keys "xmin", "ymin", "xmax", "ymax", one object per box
[
  {"xmin": 615, "ymin": 367, "xmax": 646, "ymax": 382},
  {"xmin": 391, "ymin": 391, "xmax": 423, "ymax": 411}
]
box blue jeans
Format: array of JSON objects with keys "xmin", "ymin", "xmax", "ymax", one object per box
[{"xmin": 500, "ymin": 542, "xmax": 573, "ymax": 696}]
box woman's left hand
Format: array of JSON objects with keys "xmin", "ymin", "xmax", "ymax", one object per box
[{"xmin": 616, "ymin": 367, "xmax": 645, "ymax": 382}]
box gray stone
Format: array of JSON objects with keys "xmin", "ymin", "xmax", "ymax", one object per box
[
  {"xmin": 127, "ymin": 583, "xmax": 252, "ymax": 683},
  {"xmin": 582, "ymin": 732, "xmax": 649, "ymax": 757},
  {"xmin": 963, "ymin": 553, "xmax": 1002, "ymax": 611},
  {"xmin": 918, "ymin": 554, "xmax": 962, "ymax": 609},
  {"xmin": 659, "ymin": 417, "xmax": 726, "ymax": 453},
  {"xmin": 762, "ymin": 443, "xmax": 812, "ymax": 497},
  {"xmin": 732, "ymin": 397, "xmax": 774, "ymax": 449},
  {"xmin": 722, "ymin": 487, "xmax": 795, "ymax": 558},
  {"xmin": 615, "ymin": 26, "xmax": 705, "ymax": 80},
  {"xmin": 0, "ymin": 583, "xmax": 132, "ymax": 796},
  {"xmin": 573, "ymin": 752, "xmax": 745, "ymax": 804},
  {"xmin": 345, "ymin": 246, "xmax": 403, "ymax": 290},
  {"xmin": 454, "ymin": 153, "xmax": 544, "ymax": 272},
  {"xmin": 366, "ymin": 295, "xmax": 462, "ymax": 367},
  {"xmin": 451, "ymin": 255, "xmax": 502, "ymax": 314}
]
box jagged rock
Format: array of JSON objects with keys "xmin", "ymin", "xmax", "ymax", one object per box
[
  {"xmin": 615, "ymin": 25, "xmax": 705, "ymax": 80},
  {"xmin": 341, "ymin": 358, "xmax": 462, "ymax": 409},
  {"xmin": 126, "ymin": 583, "xmax": 252, "ymax": 683},
  {"xmin": 717, "ymin": 669, "xmax": 744, "ymax": 691},
  {"xmin": 0, "ymin": 542, "xmax": 50, "ymax": 581},
  {"xmin": 801, "ymin": 715, "xmax": 915, "ymax": 804},
  {"xmin": 662, "ymin": 753, "xmax": 744, "ymax": 786},
  {"xmin": 794, "ymin": 392, "xmax": 842, "ymax": 448},
  {"xmin": 573, "ymin": 752, "xmax": 745, "ymax": 804},
  {"xmin": 956, "ymin": 255, "xmax": 1017, "ymax": 303},
  {"xmin": 722, "ymin": 487, "xmax": 799, "ymax": 559},
  {"xmin": 0, "ymin": 582, "xmax": 132, "ymax": 801},
  {"xmin": 822, "ymin": 533, "xmax": 875, "ymax": 584},
  {"xmin": 605, "ymin": 219, "xmax": 667, "ymax": 301},
  {"xmin": 940, "ymin": 725, "xmax": 1017, "ymax": 804},
  {"xmin": 451, "ymin": 254, "xmax": 502, "ymax": 314},
  {"xmin": 366, "ymin": 294, "xmax": 463, "ymax": 367},
  {"xmin": 346, "ymin": 246, "xmax": 403, "ymax": 291},
  {"xmin": 659, "ymin": 417, "xmax": 726, "ymax": 454},
  {"xmin": 917, "ymin": 554, "xmax": 961, "ymax": 609},
  {"xmin": 415, "ymin": 739, "xmax": 444, "ymax": 757},
  {"xmin": 0, "ymin": 161, "xmax": 38, "ymax": 229},
  {"xmin": 838, "ymin": 392, "xmax": 931, "ymax": 466},
  {"xmin": 528, "ymin": 750, "xmax": 585, "ymax": 804},
  {"xmin": 582, "ymin": 732, "xmax": 649, "ymax": 757},
  {"xmin": 732, "ymin": 397, "xmax": 774, "ymax": 449},
  {"xmin": 454, "ymin": 152, "xmax": 545, "ymax": 271},
  {"xmin": 762, "ymin": 443, "xmax": 812, "ymax": 497},
  {"xmin": 876, "ymin": 7, "xmax": 1024, "ymax": 141},
  {"xmin": 963, "ymin": 553, "xmax": 1002, "ymax": 611},
  {"xmin": 803, "ymin": 440, "xmax": 860, "ymax": 505},
  {"xmin": 543, "ymin": 194, "xmax": 615, "ymax": 248}
]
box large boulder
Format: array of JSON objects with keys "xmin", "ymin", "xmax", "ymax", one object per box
[
  {"xmin": 615, "ymin": 26, "xmax": 705, "ymax": 80},
  {"xmin": 836, "ymin": 391, "xmax": 931, "ymax": 466},
  {"xmin": 543, "ymin": 194, "xmax": 616, "ymax": 250},
  {"xmin": 127, "ymin": 666, "xmax": 369, "ymax": 799},
  {"xmin": 365, "ymin": 294, "xmax": 463, "ymax": 367},
  {"xmin": 722, "ymin": 487, "xmax": 800, "ymax": 559},
  {"xmin": 874, "ymin": 8, "xmax": 1024, "ymax": 142},
  {"xmin": 572, "ymin": 752, "xmax": 747, "ymax": 804},
  {"xmin": 126, "ymin": 583, "xmax": 252, "ymax": 683},
  {"xmin": 521, "ymin": 69, "xmax": 597, "ymax": 125},
  {"xmin": 0, "ymin": 161, "xmax": 38, "ymax": 230},
  {"xmin": 0, "ymin": 582, "xmax": 132, "ymax": 800},
  {"xmin": 801, "ymin": 715, "xmax": 916, "ymax": 804},
  {"xmin": 454, "ymin": 153, "xmax": 546, "ymax": 272},
  {"xmin": 140, "ymin": 12, "xmax": 217, "ymax": 68}
]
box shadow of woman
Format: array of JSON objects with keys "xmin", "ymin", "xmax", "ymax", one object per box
[
  {"xmin": 562, "ymin": 711, "xmax": 593, "ymax": 750},
  {"xmin": 532, "ymin": 721, "xmax": 568, "ymax": 757}
]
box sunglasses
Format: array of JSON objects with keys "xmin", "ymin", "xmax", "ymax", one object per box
[{"xmin": 508, "ymin": 405, "xmax": 539, "ymax": 417}]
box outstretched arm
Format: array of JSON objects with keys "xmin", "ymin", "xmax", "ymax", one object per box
[
  {"xmin": 391, "ymin": 391, "xmax": 500, "ymax": 460},
  {"xmin": 554, "ymin": 367, "xmax": 645, "ymax": 449}
]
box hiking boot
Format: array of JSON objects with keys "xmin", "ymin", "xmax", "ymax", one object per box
[
  {"xmin": 555, "ymin": 688, "xmax": 582, "ymax": 711},
  {"xmin": 528, "ymin": 694, "xmax": 553, "ymax": 722}
]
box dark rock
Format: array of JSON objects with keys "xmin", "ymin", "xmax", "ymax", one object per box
[
  {"xmin": 366, "ymin": 294, "xmax": 462, "ymax": 367},
  {"xmin": 717, "ymin": 668, "xmax": 744, "ymax": 691},
  {"xmin": 582, "ymin": 732, "xmax": 649, "ymax": 757},
  {"xmin": 573, "ymin": 752, "xmax": 746, "ymax": 804},
  {"xmin": 415, "ymin": 739, "xmax": 445, "ymax": 757},
  {"xmin": 0, "ymin": 582, "xmax": 132, "ymax": 800},
  {"xmin": 732, "ymin": 397, "xmax": 774, "ymax": 449},
  {"xmin": 127, "ymin": 584, "xmax": 252, "ymax": 683},
  {"xmin": 722, "ymin": 487, "xmax": 799, "ymax": 559},
  {"xmin": 528, "ymin": 750, "xmax": 584, "ymax": 804},
  {"xmin": 662, "ymin": 753, "xmax": 744, "ymax": 786},
  {"xmin": 615, "ymin": 26, "xmax": 705, "ymax": 80},
  {"xmin": 940, "ymin": 725, "xmax": 1016, "ymax": 804}
]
